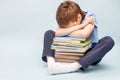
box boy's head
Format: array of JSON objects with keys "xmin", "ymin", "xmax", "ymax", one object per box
[{"xmin": 56, "ymin": 1, "xmax": 85, "ymax": 28}]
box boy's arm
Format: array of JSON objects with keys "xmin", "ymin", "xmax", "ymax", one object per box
[
  {"xmin": 55, "ymin": 23, "xmax": 87, "ymax": 36},
  {"xmin": 69, "ymin": 23, "xmax": 94, "ymax": 39},
  {"xmin": 55, "ymin": 16, "xmax": 93, "ymax": 37},
  {"xmin": 69, "ymin": 17, "xmax": 94, "ymax": 39}
]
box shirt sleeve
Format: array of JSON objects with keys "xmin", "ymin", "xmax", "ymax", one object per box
[
  {"xmin": 85, "ymin": 12, "xmax": 98, "ymax": 27},
  {"xmin": 90, "ymin": 14, "xmax": 98, "ymax": 27}
]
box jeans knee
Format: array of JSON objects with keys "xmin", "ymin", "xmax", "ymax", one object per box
[
  {"xmin": 44, "ymin": 30, "xmax": 55, "ymax": 37},
  {"xmin": 105, "ymin": 36, "xmax": 115, "ymax": 47}
]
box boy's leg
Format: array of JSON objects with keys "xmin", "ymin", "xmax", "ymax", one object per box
[
  {"xmin": 42, "ymin": 30, "xmax": 55, "ymax": 62},
  {"xmin": 77, "ymin": 36, "xmax": 115, "ymax": 70},
  {"xmin": 91, "ymin": 59, "xmax": 101, "ymax": 65}
]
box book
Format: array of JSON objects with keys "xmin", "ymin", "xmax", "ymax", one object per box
[
  {"xmin": 51, "ymin": 43, "xmax": 91, "ymax": 50},
  {"xmin": 53, "ymin": 40, "xmax": 81, "ymax": 44},
  {"xmin": 54, "ymin": 36, "xmax": 86, "ymax": 41},
  {"xmin": 52, "ymin": 39, "xmax": 91, "ymax": 47},
  {"xmin": 55, "ymin": 54, "xmax": 80, "ymax": 60},
  {"xmin": 55, "ymin": 58, "xmax": 77, "ymax": 63},
  {"xmin": 52, "ymin": 43, "xmax": 92, "ymax": 53},
  {"xmin": 55, "ymin": 52, "xmax": 84, "ymax": 56}
]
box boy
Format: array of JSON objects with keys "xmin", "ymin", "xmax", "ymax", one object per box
[{"xmin": 42, "ymin": 1, "xmax": 114, "ymax": 74}]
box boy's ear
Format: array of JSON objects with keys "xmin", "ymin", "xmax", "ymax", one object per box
[{"xmin": 77, "ymin": 14, "xmax": 82, "ymax": 22}]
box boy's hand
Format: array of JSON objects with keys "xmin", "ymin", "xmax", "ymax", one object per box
[{"xmin": 84, "ymin": 16, "xmax": 94, "ymax": 25}]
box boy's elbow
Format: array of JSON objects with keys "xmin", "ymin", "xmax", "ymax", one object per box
[
  {"xmin": 55, "ymin": 32, "xmax": 59, "ymax": 36},
  {"xmin": 55, "ymin": 31, "xmax": 62, "ymax": 36},
  {"xmin": 80, "ymin": 32, "xmax": 89, "ymax": 39},
  {"xmin": 81, "ymin": 35, "xmax": 88, "ymax": 39}
]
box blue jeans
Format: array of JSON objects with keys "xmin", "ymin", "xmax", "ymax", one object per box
[{"xmin": 42, "ymin": 30, "xmax": 115, "ymax": 71}]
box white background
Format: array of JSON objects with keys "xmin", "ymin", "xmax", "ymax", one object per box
[{"xmin": 0, "ymin": 0, "xmax": 120, "ymax": 80}]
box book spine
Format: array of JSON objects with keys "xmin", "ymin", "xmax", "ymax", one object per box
[
  {"xmin": 55, "ymin": 52, "xmax": 85, "ymax": 56},
  {"xmin": 55, "ymin": 58, "xmax": 77, "ymax": 63},
  {"xmin": 55, "ymin": 55, "xmax": 80, "ymax": 60}
]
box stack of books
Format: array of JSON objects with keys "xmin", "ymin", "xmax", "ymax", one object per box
[{"xmin": 51, "ymin": 36, "xmax": 92, "ymax": 62}]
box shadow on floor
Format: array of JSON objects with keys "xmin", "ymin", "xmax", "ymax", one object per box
[{"xmin": 76, "ymin": 63, "xmax": 111, "ymax": 73}]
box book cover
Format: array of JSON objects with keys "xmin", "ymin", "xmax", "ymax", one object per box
[
  {"xmin": 52, "ymin": 39, "xmax": 91, "ymax": 47},
  {"xmin": 54, "ymin": 36, "xmax": 86, "ymax": 41},
  {"xmin": 53, "ymin": 40, "xmax": 81, "ymax": 44}
]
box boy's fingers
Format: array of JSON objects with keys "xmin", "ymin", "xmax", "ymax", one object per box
[
  {"xmin": 87, "ymin": 16, "xmax": 94, "ymax": 24},
  {"xmin": 90, "ymin": 20, "xmax": 94, "ymax": 24}
]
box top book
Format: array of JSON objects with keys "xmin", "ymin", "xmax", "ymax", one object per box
[
  {"xmin": 53, "ymin": 36, "xmax": 91, "ymax": 47},
  {"xmin": 54, "ymin": 36, "xmax": 86, "ymax": 41}
]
